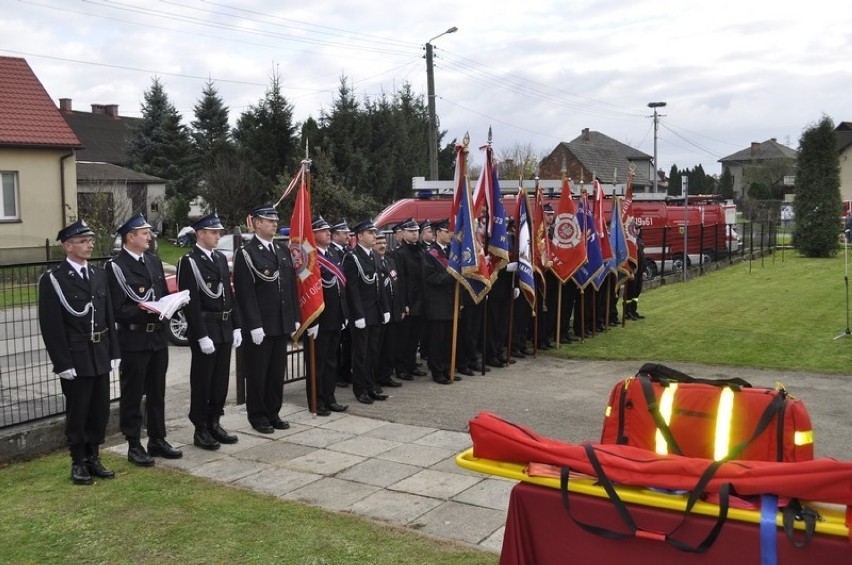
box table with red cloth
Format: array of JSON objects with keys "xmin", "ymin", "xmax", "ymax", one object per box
[{"xmin": 500, "ymin": 481, "xmax": 849, "ymax": 565}]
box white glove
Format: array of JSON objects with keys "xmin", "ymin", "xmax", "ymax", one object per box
[
  {"xmin": 232, "ymin": 329, "xmax": 242, "ymax": 349},
  {"xmin": 294, "ymin": 321, "xmax": 301, "ymax": 332},
  {"xmin": 506, "ymin": 262, "xmax": 518, "ymax": 272},
  {"xmin": 251, "ymin": 327, "xmax": 265, "ymax": 345},
  {"xmin": 306, "ymin": 325, "xmax": 319, "ymax": 339},
  {"xmin": 342, "ymin": 319, "xmax": 348, "ymax": 329},
  {"xmin": 198, "ymin": 336, "xmax": 215, "ymax": 354},
  {"xmin": 513, "ymin": 288, "xmax": 520, "ymax": 299},
  {"xmin": 111, "ymin": 359, "xmax": 121, "ymax": 371},
  {"xmin": 354, "ymin": 318, "xmax": 366, "ymax": 329},
  {"xmin": 383, "ymin": 312, "xmax": 390, "ymax": 324},
  {"xmin": 57, "ymin": 368, "xmax": 76, "ymax": 381}
]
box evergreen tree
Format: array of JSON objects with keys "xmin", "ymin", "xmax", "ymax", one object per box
[
  {"xmin": 191, "ymin": 81, "xmax": 231, "ymax": 163},
  {"xmin": 126, "ymin": 77, "xmax": 195, "ymax": 198},
  {"xmin": 719, "ymin": 168, "xmax": 734, "ymax": 200},
  {"xmin": 668, "ymin": 165, "xmax": 682, "ymax": 197},
  {"xmin": 792, "ymin": 116, "xmax": 841, "ymax": 257},
  {"xmin": 233, "ymin": 67, "xmax": 299, "ymax": 186}
]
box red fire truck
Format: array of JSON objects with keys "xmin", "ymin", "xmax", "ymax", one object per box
[{"xmin": 375, "ymin": 183, "xmax": 739, "ymax": 279}]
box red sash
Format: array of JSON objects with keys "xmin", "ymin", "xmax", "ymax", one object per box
[
  {"xmin": 318, "ymin": 253, "xmax": 346, "ymax": 286},
  {"xmin": 428, "ymin": 247, "xmax": 449, "ymax": 268}
]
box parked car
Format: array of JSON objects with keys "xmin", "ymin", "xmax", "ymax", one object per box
[
  {"xmin": 215, "ymin": 233, "xmax": 253, "ymax": 272},
  {"xmin": 112, "ymin": 232, "xmax": 158, "ymax": 255},
  {"xmin": 163, "ymin": 274, "xmax": 188, "ymax": 346}
]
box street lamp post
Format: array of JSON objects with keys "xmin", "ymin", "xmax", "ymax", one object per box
[
  {"xmin": 426, "ymin": 26, "xmax": 458, "ymax": 181},
  {"xmin": 647, "ymin": 101, "xmax": 666, "ymax": 194}
]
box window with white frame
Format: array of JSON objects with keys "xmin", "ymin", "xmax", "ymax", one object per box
[{"xmin": 1, "ymin": 172, "xmax": 19, "ymax": 220}]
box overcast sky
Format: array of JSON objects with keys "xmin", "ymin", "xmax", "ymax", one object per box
[{"xmin": 3, "ymin": 0, "xmax": 849, "ymax": 178}]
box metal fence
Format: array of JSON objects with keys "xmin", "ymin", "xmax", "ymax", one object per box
[{"xmin": 639, "ymin": 221, "xmax": 780, "ymax": 281}]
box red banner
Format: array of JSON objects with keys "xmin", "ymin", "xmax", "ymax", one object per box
[
  {"xmin": 622, "ymin": 170, "xmax": 638, "ymax": 269},
  {"xmin": 593, "ymin": 180, "xmax": 613, "ymax": 262},
  {"xmin": 549, "ymin": 177, "xmax": 587, "ymax": 283},
  {"xmin": 288, "ymin": 161, "xmax": 324, "ymax": 340}
]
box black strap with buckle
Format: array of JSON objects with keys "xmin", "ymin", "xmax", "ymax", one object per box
[
  {"xmin": 119, "ymin": 322, "xmax": 163, "ymax": 333},
  {"xmin": 68, "ymin": 329, "xmax": 109, "ymax": 343},
  {"xmin": 202, "ymin": 310, "xmax": 231, "ymax": 321}
]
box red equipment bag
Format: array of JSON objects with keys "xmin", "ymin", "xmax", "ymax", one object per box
[{"xmin": 600, "ymin": 363, "xmax": 814, "ymax": 462}]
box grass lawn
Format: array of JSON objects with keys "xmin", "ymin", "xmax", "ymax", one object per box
[
  {"xmin": 156, "ymin": 240, "xmax": 186, "ymax": 266},
  {"xmin": 0, "ymin": 453, "xmax": 496, "ymax": 564},
  {"xmin": 553, "ymin": 250, "xmax": 852, "ymax": 374}
]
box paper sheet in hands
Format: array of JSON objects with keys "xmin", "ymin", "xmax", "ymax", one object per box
[{"xmin": 139, "ymin": 290, "xmax": 191, "ymax": 320}]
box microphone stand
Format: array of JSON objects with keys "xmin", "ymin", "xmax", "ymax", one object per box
[{"xmin": 835, "ymin": 238, "xmax": 851, "ymax": 340}]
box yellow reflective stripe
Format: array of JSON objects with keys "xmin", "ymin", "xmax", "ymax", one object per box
[
  {"xmin": 605, "ymin": 405, "xmax": 612, "ymax": 418},
  {"xmin": 794, "ymin": 430, "xmax": 814, "ymax": 446},
  {"xmin": 654, "ymin": 383, "xmax": 678, "ymax": 455},
  {"xmin": 714, "ymin": 387, "xmax": 735, "ymax": 460}
]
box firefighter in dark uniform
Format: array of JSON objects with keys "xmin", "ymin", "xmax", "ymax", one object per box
[
  {"xmin": 107, "ymin": 214, "xmax": 181, "ymax": 467},
  {"xmin": 625, "ymin": 228, "xmax": 646, "ymax": 319},
  {"xmin": 39, "ymin": 220, "xmax": 121, "ymax": 485},
  {"xmin": 342, "ymin": 220, "xmax": 390, "ymax": 404},
  {"xmin": 330, "ymin": 220, "xmax": 353, "ymax": 387},
  {"xmin": 391, "ymin": 218, "xmax": 427, "ymax": 380},
  {"xmin": 308, "ymin": 216, "xmax": 349, "ymax": 416},
  {"xmin": 233, "ymin": 205, "xmax": 301, "ymax": 434},
  {"xmin": 177, "ymin": 213, "xmax": 243, "ymax": 450},
  {"xmin": 375, "ymin": 230, "xmax": 405, "ymax": 389},
  {"xmin": 418, "ymin": 218, "xmax": 434, "ymax": 361},
  {"xmin": 421, "ymin": 219, "xmax": 455, "ymax": 384}
]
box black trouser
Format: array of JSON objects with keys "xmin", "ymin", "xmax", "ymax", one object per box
[
  {"xmin": 61, "ymin": 374, "xmax": 110, "ymax": 462},
  {"xmin": 395, "ymin": 314, "xmax": 421, "ymax": 373},
  {"xmin": 119, "ymin": 347, "xmax": 168, "ymax": 441},
  {"xmin": 486, "ymin": 296, "xmax": 509, "ymax": 361},
  {"xmin": 307, "ymin": 329, "xmax": 341, "ymax": 410},
  {"xmin": 243, "ymin": 334, "xmax": 288, "ymax": 428},
  {"xmin": 378, "ymin": 321, "xmax": 399, "ymax": 382},
  {"xmin": 350, "ymin": 324, "xmax": 382, "ymax": 397},
  {"xmin": 188, "ymin": 340, "xmax": 232, "ymax": 428},
  {"xmin": 512, "ymin": 295, "xmax": 532, "ymax": 352},
  {"xmin": 559, "ymin": 282, "xmax": 578, "ymax": 338},
  {"xmin": 427, "ymin": 319, "xmax": 451, "ymax": 377},
  {"xmin": 457, "ymin": 302, "xmax": 482, "ymax": 368},
  {"xmin": 337, "ymin": 327, "xmax": 352, "ymax": 383},
  {"xmin": 574, "ymin": 286, "xmax": 595, "ymax": 336}
]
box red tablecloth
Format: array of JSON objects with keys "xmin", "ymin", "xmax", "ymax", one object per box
[{"xmin": 500, "ymin": 482, "xmax": 849, "ymax": 564}]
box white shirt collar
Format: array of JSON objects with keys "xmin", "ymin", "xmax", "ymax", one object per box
[
  {"xmin": 66, "ymin": 259, "xmax": 88, "ymax": 278},
  {"xmin": 195, "ymin": 244, "xmax": 214, "ymax": 260},
  {"xmin": 123, "ymin": 246, "xmax": 144, "ymax": 262}
]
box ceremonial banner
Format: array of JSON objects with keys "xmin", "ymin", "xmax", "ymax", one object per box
[
  {"xmin": 593, "ymin": 180, "xmax": 613, "ymax": 263},
  {"xmin": 549, "ymin": 177, "xmax": 586, "ymax": 284},
  {"xmin": 288, "ymin": 160, "xmax": 324, "ymax": 340},
  {"xmin": 610, "ymin": 197, "xmax": 630, "ymax": 276},
  {"xmin": 622, "ymin": 170, "xmax": 638, "ymax": 268},
  {"xmin": 532, "ymin": 180, "xmax": 552, "ymax": 297},
  {"xmin": 515, "ymin": 187, "xmax": 536, "ymax": 308},
  {"xmin": 448, "ymin": 143, "xmax": 491, "ymax": 303},
  {"xmin": 572, "ymin": 192, "xmax": 605, "ymax": 289}
]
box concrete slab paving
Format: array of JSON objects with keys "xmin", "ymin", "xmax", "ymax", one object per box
[
  {"xmin": 453, "ymin": 477, "xmax": 515, "ymax": 511},
  {"xmin": 413, "ymin": 429, "xmax": 472, "ymax": 451},
  {"xmin": 334, "ymin": 458, "xmax": 421, "ymax": 487},
  {"xmin": 413, "ymin": 500, "xmax": 507, "ymax": 545},
  {"xmin": 233, "ymin": 466, "xmax": 323, "ymax": 497},
  {"xmin": 326, "ymin": 435, "xmax": 402, "ymax": 457},
  {"xmin": 281, "ymin": 476, "xmax": 380, "ymax": 511},
  {"xmin": 284, "ymin": 427, "xmax": 355, "ymax": 449},
  {"xmin": 232, "ymin": 439, "xmax": 316, "ymax": 464},
  {"xmin": 389, "ymin": 468, "xmax": 482, "ymax": 500},
  {"xmin": 363, "ymin": 421, "xmax": 437, "ymax": 443},
  {"xmin": 480, "ymin": 525, "xmax": 506, "ymax": 553},
  {"xmin": 318, "ymin": 414, "xmax": 389, "ymax": 434},
  {"xmin": 193, "ymin": 457, "xmax": 272, "ymax": 484},
  {"xmin": 429, "ymin": 454, "xmax": 481, "ymax": 477},
  {"xmin": 346, "ymin": 489, "xmax": 444, "ymax": 525},
  {"xmin": 282, "ymin": 448, "xmax": 364, "ymax": 475},
  {"xmin": 376, "ymin": 443, "xmax": 456, "ymax": 467}
]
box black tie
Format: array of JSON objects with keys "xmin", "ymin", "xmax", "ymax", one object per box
[
  {"xmin": 81, "ymin": 268, "xmax": 88, "ymax": 281},
  {"xmin": 138, "ymin": 256, "xmax": 145, "ymax": 265}
]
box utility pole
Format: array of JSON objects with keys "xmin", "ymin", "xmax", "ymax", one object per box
[
  {"xmin": 426, "ymin": 26, "xmax": 458, "ymax": 181},
  {"xmin": 648, "ymin": 101, "xmax": 667, "ymax": 194}
]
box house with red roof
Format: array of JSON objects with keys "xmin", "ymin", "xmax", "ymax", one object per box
[{"xmin": 0, "ymin": 56, "xmax": 82, "ymax": 264}]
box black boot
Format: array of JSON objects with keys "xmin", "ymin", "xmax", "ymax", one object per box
[
  {"xmin": 193, "ymin": 426, "xmax": 220, "ymax": 450},
  {"xmin": 127, "ymin": 438, "xmax": 155, "ymax": 467},
  {"xmin": 70, "ymin": 445, "xmax": 92, "ymax": 485},
  {"xmin": 86, "ymin": 445, "xmax": 115, "ymax": 479},
  {"xmin": 209, "ymin": 420, "xmax": 238, "ymax": 444}
]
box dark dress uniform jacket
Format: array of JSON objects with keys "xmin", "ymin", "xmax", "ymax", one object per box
[
  {"xmin": 39, "ymin": 261, "xmax": 120, "ymax": 376},
  {"xmin": 378, "ymin": 253, "xmax": 406, "ymax": 322},
  {"xmin": 343, "ymin": 245, "xmax": 388, "ymax": 325},
  {"xmin": 177, "ymin": 246, "xmax": 241, "ymax": 343},
  {"xmin": 393, "ymin": 242, "xmax": 423, "ymax": 317},
  {"xmin": 233, "ymin": 236, "xmax": 298, "ymax": 337},
  {"xmin": 317, "ymin": 247, "xmax": 348, "ymax": 330},
  {"xmin": 107, "ymin": 250, "xmax": 169, "ymax": 352},
  {"xmin": 422, "ymin": 243, "xmax": 455, "ymax": 321}
]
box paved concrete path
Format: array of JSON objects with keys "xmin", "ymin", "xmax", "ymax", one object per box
[{"xmin": 105, "ymin": 344, "xmax": 852, "ymax": 554}]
